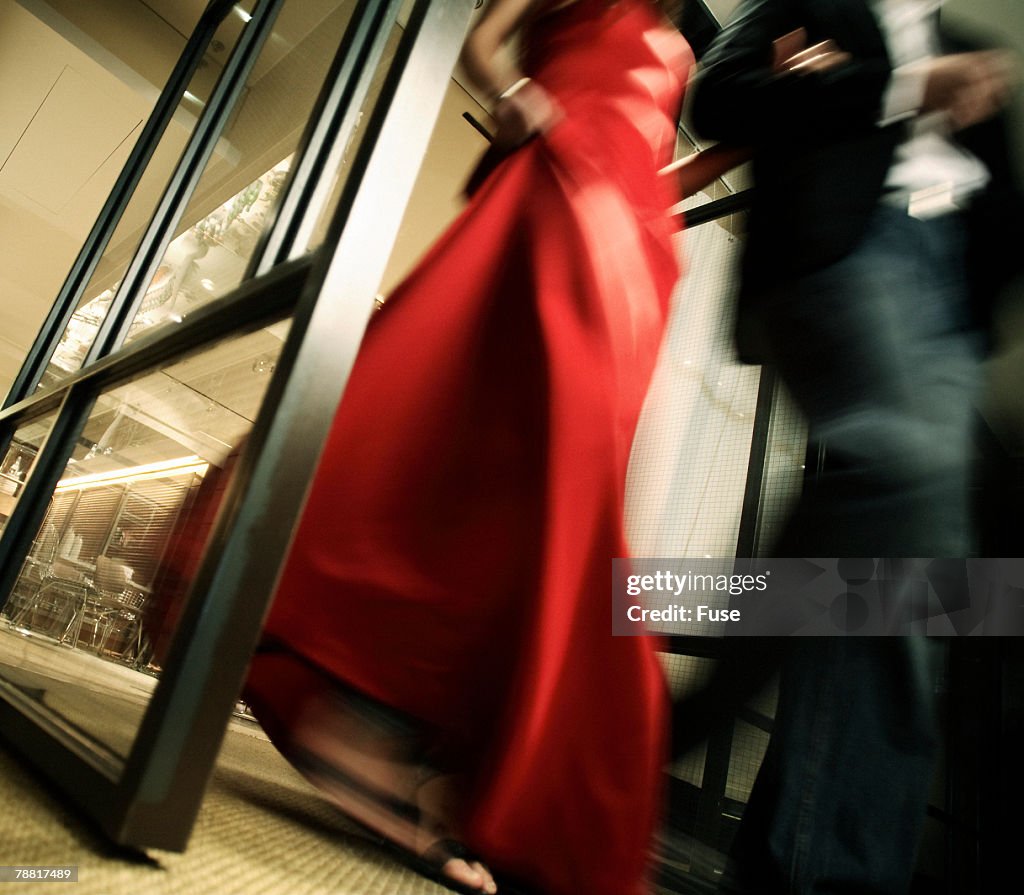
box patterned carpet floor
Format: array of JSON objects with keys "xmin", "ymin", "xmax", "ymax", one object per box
[{"xmin": 0, "ymin": 720, "xmax": 456, "ymax": 895}]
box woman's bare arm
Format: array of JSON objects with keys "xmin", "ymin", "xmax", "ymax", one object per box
[
  {"xmin": 461, "ymin": 0, "xmax": 566, "ymax": 148},
  {"xmin": 460, "ymin": 0, "xmax": 547, "ymax": 100}
]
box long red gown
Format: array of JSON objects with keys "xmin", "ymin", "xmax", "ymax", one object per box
[{"xmin": 246, "ymin": 2, "xmax": 691, "ymax": 893}]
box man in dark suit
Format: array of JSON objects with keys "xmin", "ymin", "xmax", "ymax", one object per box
[{"xmin": 687, "ymin": 1, "xmax": 1021, "ymax": 893}]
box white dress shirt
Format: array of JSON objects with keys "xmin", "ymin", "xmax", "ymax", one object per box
[{"xmin": 873, "ymin": 0, "xmax": 990, "ymax": 216}]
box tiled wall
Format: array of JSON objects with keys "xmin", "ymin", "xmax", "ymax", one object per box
[
  {"xmin": 627, "ymin": 189, "xmax": 806, "ymax": 809},
  {"xmin": 625, "ymin": 194, "xmax": 760, "ymax": 560},
  {"xmin": 755, "ymin": 379, "xmax": 808, "ymax": 556}
]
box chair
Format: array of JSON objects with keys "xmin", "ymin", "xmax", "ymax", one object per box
[
  {"xmin": 85, "ymin": 556, "xmax": 148, "ymax": 664},
  {"xmin": 3, "ymin": 522, "xmax": 60, "ymax": 627},
  {"xmin": 7, "ymin": 557, "xmax": 89, "ymax": 643}
]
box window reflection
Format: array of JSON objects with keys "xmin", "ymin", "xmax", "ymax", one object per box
[
  {"xmin": 0, "ymin": 415, "xmax": 57, "ymax": 540},
  {"xmin": 37, "ymin": 1, "xmax": 260, "ymax": 390},
  {"xmin": 1, "ymin": 321, "xmax": 288, "ymax": 757},
  {"xmin": 6, "ymin": 457, "xmax": 207, "ymax": 664},
  {"xmin": 119, "ymin": 0, "xmax": 361, "ymax": 343},
  {"xmin": 51, "ymin": 157, "xmax": 292, "ymax": 371},
  {"xmin": 42, "ymin": 0, "xmax": 363, "ymax": 381}
]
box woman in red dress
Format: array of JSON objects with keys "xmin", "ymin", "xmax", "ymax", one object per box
[{"xmin": 244, "ymin": 1, "xmax": 740, "ymax": 892}]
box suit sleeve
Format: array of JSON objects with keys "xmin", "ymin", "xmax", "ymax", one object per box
[{"xmin": 690, "ymin": 0, "xmax": 893, "ymax": 146}]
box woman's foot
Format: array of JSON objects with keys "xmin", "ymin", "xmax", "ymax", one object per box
[
  {"xmin": 414, "ymin": 772, "xmax": 497, "ymax": 894},
  {"xmin": 418, "ymin": 838, "xmax": 497, "ymax": 894},
  {"xmin": 246, "ymin": 653, "xmax": 496, "ymax": 893},
  {"xmin": 293, "ymin": 707, "xmax": 497, "ymax": 894}
]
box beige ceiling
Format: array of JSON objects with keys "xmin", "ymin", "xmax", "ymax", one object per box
[
  {"xmin": 138, "ymin": 0, "xmax": 353, "ymax": 81},
  {"xmin": 138, "ymin": 0, "xmax": 218, "ymax": 39},
  {"xmin": 0, "ymin": 0, "xmax": 489, "ymax": 466},
  {"xmin": 3, "ymin": 0, "xmax": 1020, "ymax": 407},
  {"xmin": 0, "ymin": 0, "xmax": 162, "ymax": 388}
]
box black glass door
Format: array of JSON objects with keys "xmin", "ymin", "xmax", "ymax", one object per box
[{"xmin": 0, "ymin": 0, "xmax": 476, "ymax": 851}]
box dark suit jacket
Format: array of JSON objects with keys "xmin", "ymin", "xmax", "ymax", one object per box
[{"xmin": 689, "ymin": 0, "xmax": 1023, "ymax": 360}]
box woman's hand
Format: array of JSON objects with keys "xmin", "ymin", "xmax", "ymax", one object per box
[{"xmin": 491, "ymin": 78, "xmax": 564, "ymax": 149}]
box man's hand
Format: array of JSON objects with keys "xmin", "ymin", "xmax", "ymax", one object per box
[
  {"xmin": 772, "ymin": 27, "xmax": 851, "ymax": 75},
  {"xmin": 921, "ymin": 50, "xmax": 1018, "ymax": 130}
]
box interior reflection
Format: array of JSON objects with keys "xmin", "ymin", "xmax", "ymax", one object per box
[
  {"xmin": 7, "ymin": 456, "xmax": 208, "ymax": 668},
  {"xmin": 0, "ymin": 416, "xmax": 55, "ymax": 540},
  {"xmin": 0, "ymin": 322, "xmax": 287, "ymax": 757},
  {"xmin": 40, "ymin": 0, "xmax": 359, "ymax": 387},
  {"xmin": 0, "ymin": 0, "xmax": 493, "ymax": 763},
  {"xmin": 51, "ymin": 157, "xmax": 292, "ymax": 373}
]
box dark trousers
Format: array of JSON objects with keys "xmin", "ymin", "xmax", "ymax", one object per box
[
  {"xmin": 730, "ymin": 205, "xmax": 980, "ymax": 894},
  {"xmin": 731, "ymin": 638, "xmax": 938, "ymax": 895},
  {"xmin": 764, "ymin": 205, "xmax": 981, "ymax": 559}
]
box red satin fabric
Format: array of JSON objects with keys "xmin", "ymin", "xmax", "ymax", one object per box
[{"xmin": 247, "ymin": 2, "xmax": 691, "ymax": 892}]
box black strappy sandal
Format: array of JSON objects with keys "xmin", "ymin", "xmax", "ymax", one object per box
[
  {"xmin": 288, "ymin": 744, "xmax": 495, "ymax": 895},
  {"xmin": 248, "ymin": 645, "xmax": 500, "ymax": 894}
]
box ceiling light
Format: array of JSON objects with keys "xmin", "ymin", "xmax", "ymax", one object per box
[{"xmin": 56, "ymin": 456, "xmax": 208, "ymax": 492}]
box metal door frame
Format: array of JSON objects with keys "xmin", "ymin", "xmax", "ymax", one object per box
[{"xmin": 0, "ymin": 0, "xmax": 476, "ymax": 851}]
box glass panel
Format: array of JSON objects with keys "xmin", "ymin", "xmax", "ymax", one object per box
[
  {"xmin": 0, "ymin": 0, "xmax": 208, "ymax": 402},
  {"xmin": 120, "ymin": 0, "xmax": 361, "ymax": 346},
  {"xmin": 304, "ymin": 9, "xmax": 493, "ymax": 293},
  {"xmin": 39, "ymin": 1, "xmax": 258, "ymax": 389},
  {"xmin": 0, "ymin": 413, "xmax": 58, "ymax": 541},
  {"xmin": 625, "ymin": 208, "xmax": 761, "ymax": 558},
  {"xmin": 300, "ymin": 21, "xmax": 406, "ymax": 256},
  {"xmin": 0, "ymin": 319, "xmax": 289, "ymax": 759}
]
